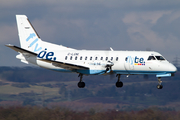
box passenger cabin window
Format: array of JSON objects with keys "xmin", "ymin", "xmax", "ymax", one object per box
[
  {"xmin": 155, "ymin": 56, "xmax": 165, "ymax": 60},
  {"xmin": 111, "ymin": 57, "xmax": 113, "ymax": 61},
  {"xmin": 75, "ymin": 56, "xmax": 77, "ymax": 60},
  {"xmin": 90, "ymin": 57, "xmax": 92, "ymax": 60},
  {"xmin": 116, "ymin": 57, "xmax": 118, "ymax": 61},
  {"xmin": 147, "ymin": 56, "xmax": 156, "ymax": 60},
  {"xmin": 70, "ymin": 56, "xmax": 73, "ymax": 60},
  {"xmin": 95, "ymin": 57, "xmax": 98, "ymax": 60},
  {"xmin": 106, "ymin": 57, "xmax": 108, "ymax": 61},
  {"xmin": 65, "ymin": 56, "xmax": 67, "ymax": 60},
  {"xmin": 101, "ymin": 57, "xmax": 103, "ymax": 60},
  {"xmin": 80, "ymin": 56, "xmax": 82, "ymax": 60},
  {"xmin": 85, "ymin": 56, "xmax": 87, "ymax": 60}
]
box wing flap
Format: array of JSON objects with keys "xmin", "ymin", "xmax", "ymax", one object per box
[{"xmin": 38, "ymin": 59, "xmax": 89, "ymax": 70}]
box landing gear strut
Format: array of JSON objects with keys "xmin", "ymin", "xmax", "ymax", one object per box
[
  {"xmin": 116, "ymin": 74, "xmax": 123, "ymax": 88},
  {"xmin": 77, "ymin": 74, "xmax": 85, "ymax": 88},
  {"xmin": 157, "ymin": 77, "xmax": 163, "ymax": 89}
]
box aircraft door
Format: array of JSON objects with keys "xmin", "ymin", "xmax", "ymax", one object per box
[{"xmin": 124, "ymin": 56, "xmax": 134, "ymax": 71}]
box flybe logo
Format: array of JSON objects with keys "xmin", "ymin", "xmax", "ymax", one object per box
[
  {"xmin": 134, "ymin": 56, "xmax": 145, "ymax": 65},
  {"xmin": 37, "ymin": 48, "xmax": 56, "ymax": 61},
  {"xmin": 26, "ymin": 33, "xmax": 42, "ymax": 52},
  {"xmin": 126, "ymin": 56, "xmax": 145, "ymax": 66}
]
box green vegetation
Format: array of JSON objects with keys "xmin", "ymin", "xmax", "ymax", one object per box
[{"xmin": 0, "ymin": 106, "xmax": 179, "ymax": 120}]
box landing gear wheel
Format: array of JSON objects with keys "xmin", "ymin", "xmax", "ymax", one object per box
[
  {"xmin": 157, "ymin": 85, "xmax": 163, "ymax": 89},
  {"xmin": 78, "ymin": 74, "xmax": 85, "ymax": 88},
  {"xmin": 78, "ymin": 82, "xmax": 85, "ymax": 88},
  {"xmin": 116, "ymin": 82, "xmax": 123, "ymax": 88}
]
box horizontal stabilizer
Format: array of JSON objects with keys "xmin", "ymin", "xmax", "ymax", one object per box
[
  {"xmin": 38, "ymin": 59, "xmax": 89, "ymax": 70},
  {"xmin": 5, "ymin": 44, "xmax": 37, "ymax": 56}
]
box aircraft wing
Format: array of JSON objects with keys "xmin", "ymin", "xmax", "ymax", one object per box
[
  {"xmin": 5, "ymin": 44, "xmax": 37, "ymax": 56},
  {"xmin": 38, "ymin": 59, "xmax": 89, "ymax": 70}
]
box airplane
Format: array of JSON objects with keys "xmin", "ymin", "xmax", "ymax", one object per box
[{"xmin": 6, "ymin": 15, "xmax": 177, "ymax": 89}]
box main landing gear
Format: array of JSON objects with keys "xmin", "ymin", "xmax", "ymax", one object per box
[
  {"xmin": 77, "ymin": 73, "xmax": 124, "ymax": 88},
  {"xmin": 77, "ymin": 74, "xmax": 85, "ymax": 88},
  {"xmin": 116, "ymin": 74, "xmax": 123, "ymax": 88},
  {"xmin": 157, "ymin": 77, "xmax": 163, "ymax": 89}
]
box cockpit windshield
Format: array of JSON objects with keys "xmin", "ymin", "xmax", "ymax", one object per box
[
  {"xmin": 155, "ymin": 56, "xmax": 165, "ymax": 60},
  {"xmin": 147, "ymin": 56, "xmax": 156, "ymax": 60},
  {"xmin": 147, "ymin": 56, "xmax": 166, "ymax": 61}
]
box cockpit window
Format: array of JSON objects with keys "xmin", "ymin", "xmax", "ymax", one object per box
[
  {"xmin": 155, "ymin": 56, "xmax": 165, "ymax": 60},
  {"xmin": 147, "ymin": 56, "xmax": 156, "ymax": 60}
]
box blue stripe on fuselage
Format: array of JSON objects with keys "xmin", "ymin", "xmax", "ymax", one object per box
[{"xmin": 52, "ymin": 69, "xmax": 175, "ymax": 75}]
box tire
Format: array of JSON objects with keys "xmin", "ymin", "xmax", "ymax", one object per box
[
  {"xmin": 116, "ymin": 82, "xmax": 123, "ymax": 88},
  {"xmin": 78, "ymin": 82, "xmax": 85, "ymax": 88},
  {"xmin": 157, "ymin": 85, "xmax": 163, "ymax": 89}
]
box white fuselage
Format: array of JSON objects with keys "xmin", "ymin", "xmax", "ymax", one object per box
[{"xmin": 25, "ymin": 49, "xmax": 176, "ymax": 76}]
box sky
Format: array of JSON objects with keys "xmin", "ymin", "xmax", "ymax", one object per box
[{"xmin": 1, "ymin": 0, "xmax": 180, "ymax": 66}]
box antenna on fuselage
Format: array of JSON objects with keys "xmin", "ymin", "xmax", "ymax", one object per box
[{"xmin": 110, "ymin": 47, "xmax": 114, "ymax": 51}]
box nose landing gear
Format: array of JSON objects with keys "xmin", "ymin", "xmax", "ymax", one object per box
[{"xmin": 157, "ymin": 77, "xmax": 163, "ymax": 89}]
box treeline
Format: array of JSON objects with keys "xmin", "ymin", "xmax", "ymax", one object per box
[
  {"xmin": 0, "ymin": 66, "xmax": 161, "ymax": 83},
  {"xmin": 0, "ymin": 66, "xmax": 179, "ymax": 83},
  {"xmin": 58, "ymin": 82, "xmax": 180, "ymax": 105},
  {"xmin": 0, "ymin": 106, "xmax": 179, "ymax": 120},
  {"xmin": 14, "ymin": 82, "xmax": 180, "ymax": 106},
  {"xmin": 0, "ymin": 66, "xmax": 81, "ymax": 83}
]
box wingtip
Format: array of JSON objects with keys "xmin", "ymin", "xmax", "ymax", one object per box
[{"xmin": 5, "ymin": 44, "xmax": 14, "ymax": 47}]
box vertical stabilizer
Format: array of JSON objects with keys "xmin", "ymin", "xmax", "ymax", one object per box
[{"xmin": 16, "ymin": 15, "xmax": 42, "ymax": 53}]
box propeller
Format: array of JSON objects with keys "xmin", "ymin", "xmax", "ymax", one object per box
[
  {"xmin": 104, "ymin": 47, "xmax": 115, "ymax": 80},
  {"xmin": 105, "ymin": 61, "xmax": 115, "ymax": 80}
]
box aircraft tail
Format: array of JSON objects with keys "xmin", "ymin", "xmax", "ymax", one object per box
[
  {"xmin": 16, "ymin": 15, "xmax": 75, "ymax": 53},
  {"xmin": 16, "ymin": 15, "xmax": 42, "ymax": 53}
]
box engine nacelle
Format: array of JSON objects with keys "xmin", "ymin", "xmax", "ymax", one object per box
[{"xmin": 105, "ymin": 61, "xmax": 114, "ymax": 67}]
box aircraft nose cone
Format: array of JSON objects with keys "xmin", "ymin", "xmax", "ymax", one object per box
[{"xmin": 170, "ymin": 63, "xmax": 177, "ymax": 72}]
